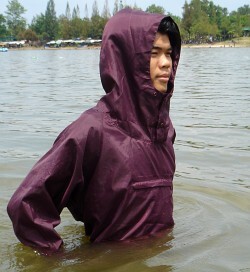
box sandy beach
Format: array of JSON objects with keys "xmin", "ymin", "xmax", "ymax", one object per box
[{"xmin": 182, "ymin": 37, "xmax": 250, "ymax": 48}]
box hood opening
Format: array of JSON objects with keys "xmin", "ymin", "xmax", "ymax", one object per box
[{"xmin": 98, "ymin": 8, "xmax": 181, "ymax": 140}]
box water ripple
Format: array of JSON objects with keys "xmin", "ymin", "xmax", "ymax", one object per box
[{"xmin": 1, "ymin": 48, "xmax": 250, "ymax": 271}]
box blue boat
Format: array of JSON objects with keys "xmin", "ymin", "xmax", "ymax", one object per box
[{"xmin": 0, "ymin": 47, "xmax": 8, "ymax": 52}]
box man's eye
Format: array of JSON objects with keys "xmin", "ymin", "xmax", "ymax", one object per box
[{"xmin": 151, "ymin": 51, "xmax": 158, "ymax": 56}]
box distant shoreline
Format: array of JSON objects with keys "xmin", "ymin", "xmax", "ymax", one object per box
[
  {"xmin": 2, "ymin": 45, "xmax": 101, "ymax": 51},
  {"xmin": 2, "ymin": 37, "xmax": 250, "ymax": 50},
  {"xmin": 182, "ymin": 38, "xmax": 250, "ymax": 48},
  {"xmin": 182, "ymin": 37, "xmax": 250, "ymax": 48}
]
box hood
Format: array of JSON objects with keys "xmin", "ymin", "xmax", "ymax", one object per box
[{"xmin": 99, "ymin": 8, "xmax": 181, "ymax": 141}]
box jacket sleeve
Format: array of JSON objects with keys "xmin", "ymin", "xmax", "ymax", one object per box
[{"xmin": 7, "ymin": 122, "xmax": 86, "ymax": 253}]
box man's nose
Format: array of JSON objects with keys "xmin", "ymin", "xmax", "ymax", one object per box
[{"xmin": 159, "ymin": 54, "xmax": 171, "ymax": 68}]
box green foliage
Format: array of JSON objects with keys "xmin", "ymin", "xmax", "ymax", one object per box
[
  {"xmin": 71, "ymin": 17, "xmax": 82, "ymax": 38},
  {"xmin": 237, "ymin": 5, "xmax": 250, "ymax": 16},
  {"xmin": 89, "ymin": 1, "xmax": 107, "ymax": 39},
  {"xmin": 72, "ymin": 5, "xmax": 80, "ymax": 19},
  {"xmin": 58, "ymin": 15, "xmax": 71, "ymax": 39},
  {"xmin": 229, "ymin": 13, "xmax": 243, "ymax": 38},
  {"xmin": 18, "ymin": 28, "xmax": 38, "ymax": 41},
  {"xmin": 182, "ymin": 1, "xmax": 193, "ymax": 39},
  {"xmin": 90, "ymin": 14, "xmax": 107, "ymax": 39},
  {"xmin": 65, "ymin": 2, "xmax": 71, "ymax": 20},
  {"xmin": 146, "ymin": 4, "xmax": 165, "ymax": 14},
  {"xmin": 5, "ymin": 0, "xmax": 26, "ymax": 38},
  {"xmin": 0, "ymin": 14, "xmax": 8, "ymax": 38},
  {"xmin": 182, "ymin": 0, "xmax": 250, "ymax": 42},
  {"xmin": 81, "ymin": 18, "xmax": 91, "ymax": 39},
  {"xmin": 30, "ymin": 13, "xmax": 46, "ymax": 37},
  {"xmin": 45, "ymin": 0, "xmax": 58, "ymax": 40}
]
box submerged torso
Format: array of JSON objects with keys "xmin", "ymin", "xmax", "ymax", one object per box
[{"xmin": 68, "ymin": 105, "xmax": 175, "ymax": 242}]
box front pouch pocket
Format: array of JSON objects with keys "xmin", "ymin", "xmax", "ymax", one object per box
[
  {"xmin": 130, "ymin": 178, "xmax": 174, "ymax": 226},
  {"xmin": 109, "ymin": 178, "xmax": 174, "ymax": 240},
  {"xmin": 132, "ymin": 179, "xmax": 172, "ymax": 190}
]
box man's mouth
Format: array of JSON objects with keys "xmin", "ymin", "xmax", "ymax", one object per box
[{"xmin": 157, "ymin": 74, "xmax": 170, "ymax": 82}]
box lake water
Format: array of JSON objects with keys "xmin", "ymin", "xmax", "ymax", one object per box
[{"xmin": 0, "ymin": 48, "xmax": 249, "ymax": 271}]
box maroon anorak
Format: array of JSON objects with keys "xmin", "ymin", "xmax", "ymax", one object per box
[{"xmin": 7, "ymin": 9, "xmax": 181, "ymax": 252}]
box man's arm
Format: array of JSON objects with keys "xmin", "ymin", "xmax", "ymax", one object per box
[{"xmin": 7, "ymin": 130, "xmax": 84, "ymax": 253}]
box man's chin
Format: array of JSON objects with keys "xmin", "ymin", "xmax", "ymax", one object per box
[
  {"xmin": 155, "ymin": 86, "xmax": 167, "ymax": 93},
  {"xmin": 154, "ymin": 81, "xmax": 168, "ymax": 93}
]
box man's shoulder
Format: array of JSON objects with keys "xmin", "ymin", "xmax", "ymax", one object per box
[
  {"xmin": 55, "ymin": 107, "xmax": 104, "ymax": 145},
  {"xmin": 76, "ymin": 106, "xmax": 104, "ymax": 129}
]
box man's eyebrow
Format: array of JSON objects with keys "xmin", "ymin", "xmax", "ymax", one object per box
[{"xmin": 152, "ymin": 45, "xmax": 172, "ymax": 51}]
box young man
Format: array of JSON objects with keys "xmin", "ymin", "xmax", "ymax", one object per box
[{"xmin": 7, "ymin": 8, "xmax": 181, "ymax": 252}]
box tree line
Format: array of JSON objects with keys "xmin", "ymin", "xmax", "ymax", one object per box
[{"xmin": 0, "ymin": 0, "xmax": 249, "ymax": 45}]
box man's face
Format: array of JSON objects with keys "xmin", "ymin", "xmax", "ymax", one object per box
[{"xmin": 150, "ymin": 33, "xmax": 172, "ymax": 93}]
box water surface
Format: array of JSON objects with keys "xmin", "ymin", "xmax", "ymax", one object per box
[{"xmin": 0, "ymin": 48, "xmax": 249, "ymax": 271}]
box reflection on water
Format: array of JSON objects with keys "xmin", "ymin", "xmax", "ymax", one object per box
[{"xmin": 0, "ymin": 48, "xmax": 250, "ymax": 271}]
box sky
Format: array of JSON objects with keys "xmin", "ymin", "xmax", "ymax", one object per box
[{"xmin": 0, "ymin": 0, "xmax": 249, "ymax": 23}]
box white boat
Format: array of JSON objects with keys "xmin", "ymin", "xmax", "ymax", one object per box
[{"xmin": 0, "ymin": 47, "xmax": 8, "ymax": 52}]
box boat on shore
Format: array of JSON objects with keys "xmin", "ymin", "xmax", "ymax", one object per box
[{"xmin": 0, "ymin": 47, "xmax": 8, "ymax": 52}]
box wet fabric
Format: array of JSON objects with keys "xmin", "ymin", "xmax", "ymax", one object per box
[{"xmin": 7, "ymin": 8, "xmax": 181, "ymax": 252}]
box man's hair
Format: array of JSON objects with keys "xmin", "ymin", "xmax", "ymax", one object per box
[{"xmin": 157, "ymin": 18, "xmax": 180, "ymax": 49}]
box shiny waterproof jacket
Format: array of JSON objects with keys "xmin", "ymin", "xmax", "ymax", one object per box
[{"xmin": 7, "ymin": 9, "xmax": 181, "ymax": 251}]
